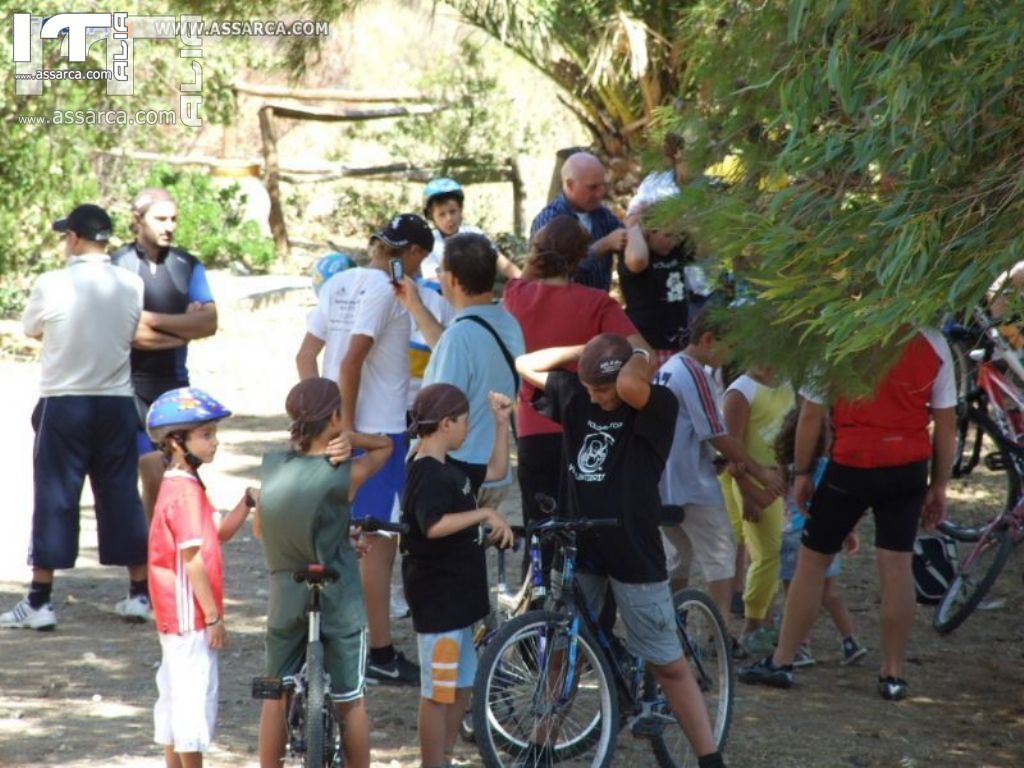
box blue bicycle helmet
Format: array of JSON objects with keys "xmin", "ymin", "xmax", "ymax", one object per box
[
  {"xmin": 312, "ymin": 251, "xmax": 356, "ymax": 296},
  {"xmin": 146, "ymin": 387, "xmax": 232, "ymax": 446},
  {"xmin": 423, "ymin": 177, "xmax": 464, "ymax": 217}
]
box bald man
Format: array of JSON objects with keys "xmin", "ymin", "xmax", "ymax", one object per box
[{"xmin": 530, "ymin": 152, "xmax": 626, "ymax": 290}]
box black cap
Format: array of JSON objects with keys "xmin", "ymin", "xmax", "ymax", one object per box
[
  {"xmin": 52, "ymin": 204, "xmax": 114, "ymax": 243},
  {"xmin": 374, "ymin": 213, "xmax": 434, "ymax": 252}
]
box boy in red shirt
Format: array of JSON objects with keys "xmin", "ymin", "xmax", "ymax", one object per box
[{"xmin": 146, "ymin": 387, "xmax": 255, "ymax": 767}]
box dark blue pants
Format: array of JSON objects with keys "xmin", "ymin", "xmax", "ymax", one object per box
[{"xmin": 31, "ymin": 396, "xmax": 147, "ymax": 569}]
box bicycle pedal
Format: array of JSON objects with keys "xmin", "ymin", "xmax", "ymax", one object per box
[
  {"xmin": 251, "ymin": 676, "xmax": 286, "ymax": 699},
  {"xmin": 984, "ymin": 452, "xmax": 1007, "ymax": 471},
  {"xmin": 629, "ymin": 713, "xmax": 671, "ymax": 738}
]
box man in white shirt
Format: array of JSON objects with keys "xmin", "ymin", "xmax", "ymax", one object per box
[
  {"xmin": 1, "ymin": 204, "xmax": 148, "ymax": 631},
  {"xmin": 295, "ymin": 213, "xmax": 438, "ymax": 685}
]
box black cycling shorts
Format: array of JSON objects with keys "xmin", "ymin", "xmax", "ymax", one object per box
[{"xmin": 801, "ymin": 460, "xmax": 929, "ymax": 554}]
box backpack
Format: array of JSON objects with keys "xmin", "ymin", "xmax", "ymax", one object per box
[{"xmin": 911, "ymin": 535, "xmax": 959, "ymax": 605}]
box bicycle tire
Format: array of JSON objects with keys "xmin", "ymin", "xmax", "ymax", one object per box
[
  {"xmin": 933, "ymin": 526, "xmax": 1013, "ymax": 635},
  {"xmin": 304, "ymin": 641, "xmax": 328, "ymax": 768},
  {"xmin": 941, "ymin": 411, "xmax": 1022, "ymax": 543},
  {"xmin": 472, "ymin": 610, "xmax": 619, "ymax": 768},
  {"xmin": 651, "ymin": 589, "xmax": 734, "ymax": 768}
]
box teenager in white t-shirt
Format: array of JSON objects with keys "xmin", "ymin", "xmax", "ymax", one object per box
[{"xmin": 295, "ymin": 213, "xmax": 435, "ymax": 685}]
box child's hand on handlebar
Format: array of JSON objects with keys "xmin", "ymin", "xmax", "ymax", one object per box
[
  {"xmin": 485, "ymin": 509, "xmax": 515, "ymax": 549},
  {"xmin": 326, "ymin": 432, "xmax": 353, "ymax": 465}
]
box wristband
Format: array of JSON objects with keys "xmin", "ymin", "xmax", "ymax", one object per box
[
  {"xmin": 631, "ymin": 348, "xmax": 652, "ymax": 362},
  {"xmin": 244, "ymin": 489, "xmax": 256, "ymax": 509},
  {"xmin": 206, "ymin": 616, "xmax": 221, "ymax": 626},
  {"xmin": 792, "ymin": 467, "xmax": 813, "ymax": 477}
]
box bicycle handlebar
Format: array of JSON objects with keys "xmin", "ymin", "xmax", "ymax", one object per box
[{"xmin": 352, "ymin": 517, "xmax": 409, "ymax": 536}]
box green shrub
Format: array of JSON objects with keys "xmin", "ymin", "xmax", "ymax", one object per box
[{"xmin": 139, "ymin": 164, "xmax": 275, "ymax": 271}]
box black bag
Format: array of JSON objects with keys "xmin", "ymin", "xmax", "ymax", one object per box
[{"xmin": 912, "ymin": 535, "xmax": 958, "ymax": 605}]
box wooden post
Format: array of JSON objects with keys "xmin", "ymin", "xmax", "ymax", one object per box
[
  {"xmin": 258, "ymin": 106, "xmax": 290, "ymax": 263},
  {"xmin": 508, "ymin": 156, "xmax": 525, "ymax": 238}
]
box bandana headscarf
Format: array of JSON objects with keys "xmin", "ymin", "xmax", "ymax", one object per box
[
  {"xmin": 408, "ymin": 383, "xmax": 469, "ymax": 437},
  {"xmin": 578, "ymin": 333, "xmax": 633, "ymax": 386},
  {"xmin": 286, "ymin": 378, "xmax": 341, "ymax": 441}
]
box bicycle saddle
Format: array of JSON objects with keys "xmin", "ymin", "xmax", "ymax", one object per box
[{"xmin": 293, "ymin": 564, "xmax": 340, "ymax": 585}]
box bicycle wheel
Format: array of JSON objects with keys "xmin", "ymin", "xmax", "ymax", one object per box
[
  {"xmin": 303, "ymin": 641, "xmax": 334, "ymax": 768},
  {"xmin": 942, "ymin": 412, "xmax": 1022, "ymax": 542},
  {"xmin": 472, "ymin": 610, "xmax": 619, "ymax": 768},
  {"xmin": 650, "ymin": 590, "xmax": 734, "ymax": 768},
  {"xmin": 933, "ymin": 527, "xmax": 1013, "ymax": 635}
]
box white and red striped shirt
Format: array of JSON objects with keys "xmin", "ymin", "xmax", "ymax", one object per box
[
  {"xmin": 657, "ymin": 352, "xmax": 729, "ymax": 507},
  {"xmin": 148, "ymin": 471, "xmax": 224, "ymax": 635}
]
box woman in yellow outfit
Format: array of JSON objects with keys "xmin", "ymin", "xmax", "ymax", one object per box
[{"xmin": 721, "ymin": 365, "xmax": 794, "ymax": 655}]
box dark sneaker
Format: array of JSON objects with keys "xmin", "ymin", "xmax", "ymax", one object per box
[
  {"xmin": 365, "ymin": 650, "xmax": 419, "ymax": 686},
  {"xmin": 877, "ymin": 676, "xmax": 909, "ymax": 701},
  {"xmin": 792, "ymin": 643, "xmax": 816, "ymax": 669},
  {"xmin": 730, "ymin": 635, "xmax": 749, "ymax": 661},
  {"xmin": 840, "ymin": 637, "xmax": 868, "ymax": 666},
  {"xmin": 738, "ymin": 656, "xmax": 794, "ymax": 689}
]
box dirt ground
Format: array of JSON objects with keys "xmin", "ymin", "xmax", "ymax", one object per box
[{"xmin": 2, "ymin": 276, "xmax": 1023, "ymax": 767}]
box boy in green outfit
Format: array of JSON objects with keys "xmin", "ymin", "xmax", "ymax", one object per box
[{"xmin": 256, "ymin": 377, "xmax": 393, "ymax": 768}]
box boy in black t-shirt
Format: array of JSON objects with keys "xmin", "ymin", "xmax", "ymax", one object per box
[
  {"xmin": 400, "ymin": 383, "xmax": 514, "ymax": 768},
  {"xmin": 516, "ymin": 333, "xmax": 727, "ymax": 768}
]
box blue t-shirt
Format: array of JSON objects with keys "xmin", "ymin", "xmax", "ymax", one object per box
[
  {"xmin": 423, "ymin": 303, "xmax": 525, "ymax": 466},
  {"xmin": 785, "ymin": 458, "xmax": 829, "ymax": 534}
]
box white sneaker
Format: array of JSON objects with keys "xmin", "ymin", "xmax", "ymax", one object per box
[
  {"xmin": 115, "ymin": 594, "xmax": 153, "ymax": 623},
  {"xmin": 0, "ymin": 599, "xmax": 56, "ymax": 631},
  {"xmin": 390, "ymin": 583, "xmax": 410, "ymax": 619}
]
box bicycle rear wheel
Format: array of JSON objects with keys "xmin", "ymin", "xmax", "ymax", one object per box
[
  {"xmin": 303, "ymin": 641, "xmax": 338, "ymax": 768},
  {"xmin": 933, "ymin": 527, "xmax": 1013, "ymax": 635},
  {"xmin": 942, "ymin": 412, "xmax": 1022, "ymax": 542},
  {"xmin": 472, "ymin": 610, "xmax": 618, "ymax": 768},
  {"xmin": 651, "ymin": 589, "xmax": 734, "ymax": 768}
]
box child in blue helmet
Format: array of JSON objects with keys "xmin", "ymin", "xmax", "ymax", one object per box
[
  {"xmin": 422, "ymin": 177, "xmax": 521, "ymax": 286},
  {"xmin": 145, "ymin": 386, "xmax": 256, "ymax": 767}
]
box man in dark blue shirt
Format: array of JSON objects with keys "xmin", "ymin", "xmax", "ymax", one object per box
[
  {"xmin": 112, "ymin": 188, "xmax": 218, "ymax": 530},
  {"xmin": 530, "ymin": 152, "xmax": 626, "ymax": 290}
]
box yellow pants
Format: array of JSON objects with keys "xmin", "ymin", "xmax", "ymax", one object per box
[{"xmin": 721, "ymin": 475, "xmax": 784, "ymax": 621}]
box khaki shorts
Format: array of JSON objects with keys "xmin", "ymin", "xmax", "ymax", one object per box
[
  {"xmin": 575, "ymin": 575, "xmax": 682, "ymax": 666},
  {"xmin": 662, "ymin": 503, "xmax": 736, "ymax": 583}
]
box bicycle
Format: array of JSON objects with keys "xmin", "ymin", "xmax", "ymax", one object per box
[
  {"xmin": 933, "ymin": 488, "xmax": 1024, "ymax": 634},
  {"xmin": 471, "ymin": 511, "xmax": 733, "ymax": 768},
  {"xmin": 251, "ymin": 517, "xmax": 407, "ymax": 768},
  {"xmin": 941, "ymin": 307, "xmax": 1024, "ymax": 542}
]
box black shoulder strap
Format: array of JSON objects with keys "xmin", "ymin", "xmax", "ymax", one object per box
[
  {"xmin": 455, "ymin": 314, "xmax": 519, "ymax": 440},
  {"xmin": 455, "ymin": 315, "xmax": 520, "ymax": 394}
]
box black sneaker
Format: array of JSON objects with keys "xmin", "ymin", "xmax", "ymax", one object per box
[
  {"xmin": 729, "ymin": 635, "xmax": 749, "ymax": 661},
  {"xmin": 877, "ymin": 675, "xmax": 909, "ymax": 701},
  {"xmin": 737, "ymin": 656, "xmax": 794, "ymax": 689},
  {"xmin": 365, "ymin": 650, "xmax": 419, "ymax": 686}
]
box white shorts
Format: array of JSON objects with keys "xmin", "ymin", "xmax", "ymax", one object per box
[
  {"xmin": 662, "ymin": 503, "xmax": 736, "ymax": 583},
  {"xmin": 154, "ymin": 630, "xmax": 219, "ymax": 753}
]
